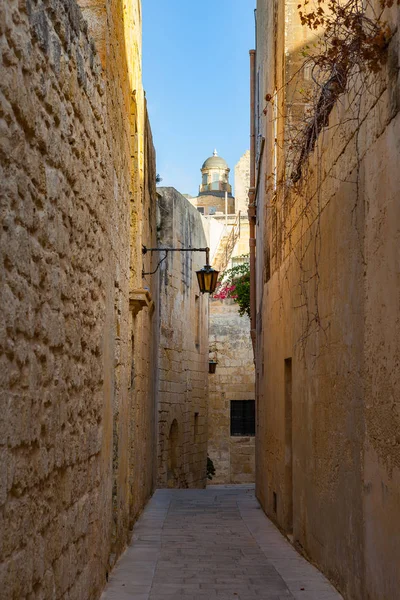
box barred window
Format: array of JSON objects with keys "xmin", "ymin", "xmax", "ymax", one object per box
[{"xmin": 230, "ymin": 400, "xmax": 255, "ymax": 436}]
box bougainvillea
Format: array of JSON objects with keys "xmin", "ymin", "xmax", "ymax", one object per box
[
  {"xmin": 213, "ymin": 259, "xmax": 250, "ymax": 318},
  {"xmin": 213, "ymin": 284, "xmax": 237, "ymax": 300}
]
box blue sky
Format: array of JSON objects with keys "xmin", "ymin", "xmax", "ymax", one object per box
[{"xmin": 142, "ymin": 1, "xmax": 256, "ymax": 197}]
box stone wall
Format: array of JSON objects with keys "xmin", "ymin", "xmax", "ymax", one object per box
[
  {"xmin": 127, "ymin": 114, "xmax": 159, "ymax": 525},
  {"xmin": 254, "ymin": 1, "xmax": 400, "ymax": 598},
  {"xmin": 208, "ymin": 300, "xmax": 255, "ymax": 484},
  {"xmin": 206, "ymin": 152, "xmax": 254, "ymax": 484},
  {"xmin": 194, "ymin": 193, "xmax": 235, "ymax": 216},
  {"xmin": 0, "ymin": 0, "xmax": 157, "ymax": 598},
  {"xmin": 155, "ymin": 188, "xmax": 209, "ymax": 489},
  {"xmin": 234, "ymin": 150, "xmax": 250, "ymax": 213}
]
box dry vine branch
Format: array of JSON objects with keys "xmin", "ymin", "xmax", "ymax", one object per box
[
  {"xmin": 262, "ymin": 0, "xmax": 394, "ymax": 355},
  {"xmin": 291, "ymin": 0, "xmax": 393, "ymax": 181}
]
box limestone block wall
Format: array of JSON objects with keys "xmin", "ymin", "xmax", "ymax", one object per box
[
  {"xmin": 254, "ymin": 1, "xmax": 400, "ymax": 598},
  {"xmin": 155, "ymin": 188, "xmax": 209, "ymax": 489},
  {"xmin": 234, "ymin": 150, "xmax": 250, "ymax": 213},
  {"xmin": 208, "ymin": 300, "xmax": 255, "ymax": 484},
  {"xmin": 127, "ymin": 115, "xmax": 159, "ymax": 525},
  {"xmin": 195, "ymin": 193, "xmax": 235, "ymax": 215},
  {"xmin": 0, "ymin": 1, "xmax": 157, "ymax": 598}
]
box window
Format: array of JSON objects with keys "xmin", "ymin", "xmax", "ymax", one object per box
[
  {"xmin": 212, "ymin": 172, "xmax": 220, "ymax": 182},
  {"xmin": 197, "ymin": 206, "xmax": 205, "ymax": 214},
  {"xmin": 230, "ymin": 400, "xmax": 255, "ymax": 436},
  {"xmin": 202, "ymin": 173, "xmax": 208, "ymax": 185},
  {"xmin": 208, "ymin": 206, "xmax": 216, "ymax": 215}
]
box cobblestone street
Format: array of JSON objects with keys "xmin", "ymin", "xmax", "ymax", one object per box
[{"xmin": 101, "ymin": 486, "xmax": 342, "ymax": 600}]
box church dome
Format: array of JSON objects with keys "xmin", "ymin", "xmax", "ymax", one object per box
[
  {"xmin": 201, "ymin": 150, "xmax": 228, "ymax": 170},
  {"xmin": 199, "ymin": 150, "xmax": 232, "ymax": 198}
]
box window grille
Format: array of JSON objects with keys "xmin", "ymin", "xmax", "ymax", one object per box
[{"xmin": 230, "ymin": 400, "xmax": 255, "ymax": 436}]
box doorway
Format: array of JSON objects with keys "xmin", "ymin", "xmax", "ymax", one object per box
[{"xmin": 284, "ymin": 357, "xmax": 293, "ymax": 534}]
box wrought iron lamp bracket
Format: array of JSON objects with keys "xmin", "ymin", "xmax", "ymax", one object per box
[{"xmin": 142, "ymin": 245, "xmax": 210, "ymax": 277}]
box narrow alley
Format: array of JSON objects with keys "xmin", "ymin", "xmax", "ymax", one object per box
[
  {"xmin": 102, "ymin": 487, "xmax": 341, "ymax": 600},
  {"xmin": 1, "ymin": 0, "xmax": 400, "ymax": 598}
]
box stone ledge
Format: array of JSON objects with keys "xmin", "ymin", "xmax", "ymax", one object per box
[{"xmin": 129, "ymin": 288, "xmax": 154, "ymax": 316}]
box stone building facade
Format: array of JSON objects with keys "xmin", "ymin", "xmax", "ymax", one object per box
[
  {"xmin": 201, "ymin": 151, "xmax": 256, "ymax": 485},
  {"xmin": 234, "ymin": 150, "xmax": 251, "ymax": 213},
  {"xmin": 199, "ymin": 150, "xmax": 233, "ymax": 197},
  {"xmin": 0, "ymin": 1, "xmax": 159, "ymax": 599},
  {"xmin": 188, "ymin": 150, "xmax": 235, "ymax": 216},
  {"xmin": 253, "ymin": 1, "xmax": 400, "ymax": 598},
  {"xmin": 208, "ymin": 299, "xmax": 255, "ymax": 484},
  {"xmin": 154, "ymin": 188, "xmax": 209, "ymax": 489}
]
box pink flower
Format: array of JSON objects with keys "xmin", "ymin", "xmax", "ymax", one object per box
[{"xmin": 213, "ymin": 284, "xmax": 236, "ymax": 300}]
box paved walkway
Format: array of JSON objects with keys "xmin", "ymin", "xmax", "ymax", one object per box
[{"xmin": 101, "ymin": 486, "xmax": 342, "ymax": 600}]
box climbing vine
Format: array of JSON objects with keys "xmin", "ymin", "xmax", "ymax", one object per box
[
  {"xmin": 207, "ymin": 455, "xmax": 216, "ymax": 480},
  {"xmin": 263, "ymin": 0, "xmax": 394, "ymax": 352},
  {"xmin": 291, "ymin": 0, "xmax": 393, "ymax": 181}
]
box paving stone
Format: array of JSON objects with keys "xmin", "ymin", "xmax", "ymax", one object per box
[{"xmin": 101, "ymin": 487, "xmax": 343, "ymax": 600}]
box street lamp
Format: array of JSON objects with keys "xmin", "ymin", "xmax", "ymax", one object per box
[
  {"xmin": 196, "ymin": 264, "xmax": 219, "ymax": 295},
  {"xmin": 208, "ymin": 360, "xmax": 217, "ymax": 374},
  {"xmin": 142, "ymin": 246, "xmax": 219, "ymax": 295}
]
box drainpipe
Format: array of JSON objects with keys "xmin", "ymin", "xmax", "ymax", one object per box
[{"xmin": 248, "ymin": 49, "xmax": 256, "ymax": 353}]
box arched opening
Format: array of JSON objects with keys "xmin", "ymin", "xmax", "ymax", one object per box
[{"xmin": 167, "ymin": 419, "xmax": 179, "ymax": 488}]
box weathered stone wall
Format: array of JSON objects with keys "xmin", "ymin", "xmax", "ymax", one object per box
[
  {"xmin": 127, "ymin": 114, "xmax": 159, "ymax": 525},
  {"xmin": 194, "ymin": 193, "xmax": 235, "ymax": 216},
  {"xmin": 234, "ymin": 150, "xmax": 250, "ymax": 213},
  {"xmin": 208, "ymin": 300, "xmax": 255, "ymax": 484},
  {"xmin": 205, "ymin": 153, "xmax": 254, "ymax": 484},
  {"xmin": 362, "ymin": 59, "xmax": 400, "ymax": 600},
  {"xmin": 255, "ymin": 1, "xmax": 400, "ymax": 598},
  {"xmin": 0, "ymin": 0, "xmax": 157, "ymax": 598},
  {"xmin": 155, "ymin": 188, "xmax": 209, "ymax": 489}
]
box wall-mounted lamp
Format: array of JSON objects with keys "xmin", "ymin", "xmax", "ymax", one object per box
[
  {"xmin": 142, "ymin": 246, "xmax": 219, "ymax": 295},
  {"xmin": 208, "ymin": 360, "xmax": 217, "ymax": 374}
]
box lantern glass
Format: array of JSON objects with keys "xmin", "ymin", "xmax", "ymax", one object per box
[{"xmin": 196, "ymin": 265, "xmax": 219, "ymax": 294}]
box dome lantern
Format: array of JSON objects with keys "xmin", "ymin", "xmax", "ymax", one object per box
[{"xmin": 199, "ymin": 150, "xmax": 232, "ymax": 197}]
